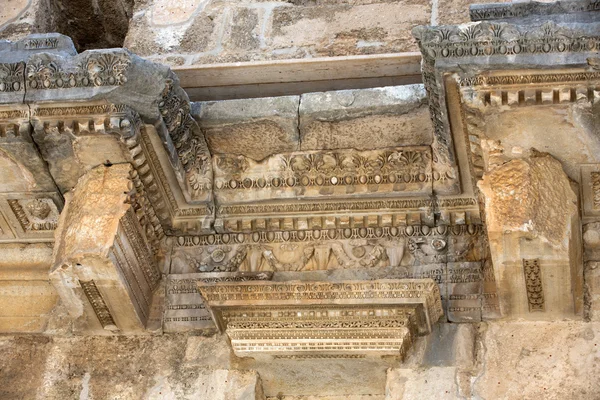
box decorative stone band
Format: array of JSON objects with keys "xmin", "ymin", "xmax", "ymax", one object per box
[
  {"xmin": 213, "ymin": 147, "xmax": 435, "ymax": 204},
  {"xmin": 198, "ymin": 279, "xmax": 443, "ymax": 333},
  {"xmin": 470, "ymin": 0, "xmax": 600, "ymax": 22},
  {"xmin": 459, "ymin": 71, "xmax": 600, "ymax": 109},
  {"xmin": 214, "ymin": 197, "xmax": 480, "ymax": 233},
  {"xmin": 197, "ymin": 279, "xmax": 443, "ymax": 357},
  {"xmin": 174, "ymin": 224, "xmax": 483, "ymax": 247}
]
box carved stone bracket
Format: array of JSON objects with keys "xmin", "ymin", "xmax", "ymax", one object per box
[{"xmin": 198, "ymin": 279, "xmax": 443, "ymax": 358}]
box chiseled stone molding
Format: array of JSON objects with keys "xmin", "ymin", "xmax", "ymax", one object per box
[
  {"xmin": 197, "ymin": 279, "xmax": 443, "ymax": 357},
  {"xmin": 470, "ymin": 0, "xmax": 600, "ymax": 22},
  {"xmin": 164, "ymin": 271, "xmax": 273, "ymax": 332},
  {"xmin": 412, "ymin": 16, "xmax": 600, "ymax": 193}
]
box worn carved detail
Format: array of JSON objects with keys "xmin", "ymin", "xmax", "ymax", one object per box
[
  {"xmin": 198, "ymin": 279, "xmax": 443, "ymax": 357},
  {"xmin": 214, "ymin": 148, "xmax": 438, "ymax": 192},
  {"xmin": 158, "ymin": 80, "xmax": 212, "ymax": 199},
  {"xmin": 26, "ymin": 52, "xmax": 130, "ymax": 90},
  {"xmin": 164, "ymin": 272, "xmax": 273, "ymax": 332},
  {"xmin": 470, "ymin": 0, "xmax": 600, "ymax": 21},
  {"xmin": 459, "ymin": 71, "xmax": 600, "ymax": 87},
  {"xmin": 22, "ymin": 37, "xmax": 61, "ymax": 50},
  {"xmin": 0, "ymin": 63, "xmax": 25, "ymax": 93},
  {"xmin": 80, "ymin": 280, "xmax": 117, "ymax": 330},
  {"xmin": 415, "ymin": 22, "xmax": 599, "ymax": 63},
  {"xmin": 7, "ymin": 199, "xmax": 59, "ymax": 231},
  {"xmin": 523, "ymin": 259, "xmax": 545, "ymax": 312},
  {"xmin": 591, "ymin": 172, "xmax": 600, "ymax": 210}
]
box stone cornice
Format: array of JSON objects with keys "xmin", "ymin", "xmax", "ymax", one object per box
[{"xmin": 0, "ymin": 34, "xmax": 214, "ymax": 208}]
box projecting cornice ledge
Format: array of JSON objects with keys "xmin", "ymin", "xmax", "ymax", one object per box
[{"xmin": 0, "ymin": 33, "xmax": 214, "ymax": 235}]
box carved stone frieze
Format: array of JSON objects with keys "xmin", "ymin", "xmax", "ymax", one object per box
[
  {"xmin": 170, "ymin": 224, "xmax": 483, "ymax": 273},
  {"xmin": 25, "ymin": 51, "xmax": 130, "ymax": 90},
  {"xmin": 0, "ymin": 35, "xmax": 214, "ymax": 226},
  {"xmin": 198, "ymin": 279, "xmax": 443, "ymax": 357},
  {"xmin": 214, "ymin": 147, "xmax": 435, "ymax": 203},
  {"xmin": 470, "ymin": 0, "xmax": 600, "ymax": 22},
  {"xmin": 215, "ymin": 196, "xmax": 480, "ymax": 233}
]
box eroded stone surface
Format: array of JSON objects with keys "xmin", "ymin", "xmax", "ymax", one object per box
[
  {"xmin": 195, "ymin": 96, "xmax": 300, "ymax": 161},
  {"xmin": 478, "ymin": 154, "xmax": 582, "ymax": 319},
  {"xmin": 299, "ymin": 85, "xmax": 432, "ymax": 151},
  {"xmin": 124, "ymin": 0, "xmax": 432, "ymax": 66},
  {"xmin": 51, "ymin": 164, "xmax": 161, "ymax": 334}
]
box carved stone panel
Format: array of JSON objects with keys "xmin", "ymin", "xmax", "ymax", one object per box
[{"xmin": 213, "ymin": 146, "xmax": 434, "ymax": 204}]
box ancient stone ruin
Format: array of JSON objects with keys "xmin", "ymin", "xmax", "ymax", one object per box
[{"xmin": 1, "ymin": 0, "xmax": 599, "ymax": 398}]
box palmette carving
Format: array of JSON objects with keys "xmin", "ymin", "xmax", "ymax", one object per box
[
  {"xmin": 523, "ymin": 259, "xmax": 545, "ymax": 312},
  {"xmin": 213, "ymin": 147, "xmax": 437, "ymax": 203},
  {"xmin": 26, "ymin": 52, "xmax": 130, "ymax": 90},
  {"xmin": 0, "ymin": 63, "xmax": 25, "ymax": 93}
]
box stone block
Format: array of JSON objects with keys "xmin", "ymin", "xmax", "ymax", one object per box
[
  {"xmin": 478, "ymin": 154, "xmax": 582, "ymax": 319},
  {"xmin": 50, "ymin": 164, "xmax": 161, "ymax": 334},
  {"xmin": 385, "ymin": 367, "xmax": 462, "ymax": 400},
  {"xmin": 223, "ymin": 7, "xmax": 262, "ymax": 52},
  {"xmin": 299, "ymin": 85, "xmax": 432, "ymax": 151},
  {"xmin": 124, "ymin": 0, "xmax": 226, "ymax": 59},
  {"xmin": 195, "ymin": 96, "xmax": 300, "ymax": 161},
  {"xmin": 146, "ymin": 369, "xmax": 266, "ymax": 400},
  {"xmin": 0, "ymin": 243, "xmax": 58, "ymax": 333},
  {"xmin": 0, "ymin": 0, "xmax": 53, "ymax": 42}
]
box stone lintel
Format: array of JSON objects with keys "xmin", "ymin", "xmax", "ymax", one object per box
[{"xmin": 198, "ymin": 279, "xmax": 443, "ymax": 358}]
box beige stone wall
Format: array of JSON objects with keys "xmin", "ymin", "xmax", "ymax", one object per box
[
  {"xmin": 2, "ymin": 320, "xmax": 599, "ymax": 399},
  {"xmin": 0, "ymin": 0, "xmax": 508, "ymax": 66}
]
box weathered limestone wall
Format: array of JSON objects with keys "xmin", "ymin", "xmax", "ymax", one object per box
[
  {"xmin": 2, "ymin": 320, "xmax": 599, "ymax": 399},
  {"xmin": 0, "ymin": 0, "xmax": 511, "ymax": 66},
  {"xmin": 112, "ymin": 0, "xmax": 511, "ymax": 66}
]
